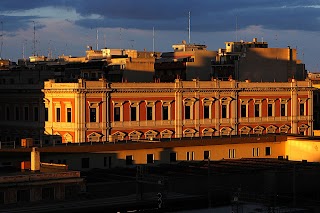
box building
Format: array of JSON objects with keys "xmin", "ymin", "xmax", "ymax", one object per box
[
  {"xmin": 154, "ymin": 40, "xmax": 217, "ymax": 82},
  {"xmin": 0, "ymin": 47, "xmax": 161, "ymax": 144},
  {"xmin": 42, "ymin": 78, "xmax": 313, "ymax": 144},
  {"xmin": 306, "ymin": 72, "xmax": 320, "ymax": 130},
  {"xmin": 1, "ymin": 135, "xmax": 320, "ymax": 171},
  {"xmin": 0, "ymin": 147, "xmax": 85, "ymax": 205},
  {"xmin": 212, "ymin": 38, "xmax": 307, "ymax": 82},
  {"xmin": 0, "ymin": 135, "xmax": 287, "ymax": 171}
]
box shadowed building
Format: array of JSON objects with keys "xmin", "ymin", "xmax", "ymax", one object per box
[
  {"xmin": 212, "ymin": 38, "xmax": 307, "ymax": 82},
  {"xmin": 154, "ymin": 40, "xmax": 217, "ymax": 82}
]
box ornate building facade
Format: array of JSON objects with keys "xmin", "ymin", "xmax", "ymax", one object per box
[{"xmin": 42, "ymin": 78, "xmax": 314, "ymax": 143}]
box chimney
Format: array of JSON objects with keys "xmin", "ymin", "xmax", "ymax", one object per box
[{"xmin": 31, "ymin": 147, "xmax": 40, "ymax": 171}]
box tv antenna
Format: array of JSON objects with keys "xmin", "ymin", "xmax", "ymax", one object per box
[
  {"xmin": 0, "ymin": 21, "xmax": 3, "ymax": 59},
  {"xmin": 22, "ymin": 40, "xmax": 27, "ymax": 59},
  {"xmin": 152, "ymin": 27, "xmax": 155, "ymax": 53},
  {"xmin": 236, "ymin": 15, "xmax": 238, "ymax": 41},
  {"xmin": 33, "ymin": 21, "xmax": 36, "ymax": 56},
  {"xmin": 188, "ymin": 11, "xmax": 191, "ymax": 44},
  {"xmin": 96, "ymin": 28, "xmax": 99, "ymax": 50},
  {"xmin": 104, "ymin": 33, "xmax": 107, "ymax": 48}
]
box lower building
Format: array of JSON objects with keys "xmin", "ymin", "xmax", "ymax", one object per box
[
  {"xmin": 0, "ymin": 148, "xmax": 85, "ymax": 205},
  {"xmin": 2, "ymin": 135, "xmax": 320, "ymax": 171}
]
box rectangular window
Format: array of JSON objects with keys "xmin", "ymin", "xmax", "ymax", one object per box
[
  {"xmin": 265, "ymin": 147, "xmax": 271, "ymax": 156},
  {"xmin": 34, "ymin": 107, "xmax": 39, "ymax": 121},
  {"xmin": 147, "ymin": 154, "xmax": 154, "ymax": 164},
  {"xmin": 281, "ymin": 104, "xmax": 286, "ymax": 116},
  {"xmin": 204, "ymin": 150, "xmax": 210, "ymax": 160},
  {"xmin": 90, "ymin": 108, "xmax": 96, "ymax": 122},
  {"xmin": 131, "ymin": 106, "xmax": 137, "ymax": 121},
  {"xmin": 254, "ymin": 104, "xmax": 260, "ymax": 117},
  {"xmin": 24, "ymin": 106, "xmax": 29, "ymax": 121},
  {"xmin": 241, "ymin": 105, "xmax": 247, "ymax": 117},
  {"xmin": 15, "ymin": 107, "xmax": 19, "ymax": 120},
  {"xmin": 0, "ymin": 191, "xmax": 4, "ymax": 204},
  {"xmin": 147, "ymin": 106, "xmax": 153, "ymax": 120},
  {"xmin": 81, "ymin": 158, "xmax": 89, "ymax": 168},
  {"xmin": 162, "ymin": 106, "xmax": 168, "ymax": 120},
  {"xmin": 300, "ymin": 103, "xmax": 305, "ymax": 116},
  {"xmin": 228, "ymin": 149, "xmax": 236, "ymax": 158},
  {"xmin": 221, "ymin": 105, "xmax": 227, "ymax": 118},
  {"xmin": 104, "ymin": 157, "xmax": 107, "ymax": 167},
  {"xmin": 17, "ymin": 189, "xmax": 30, "ymax": 203},
  {"xmin": 186, "ymin": 151, "xmax": 194, "ymax": 161},
  {"xmin": 185, "ymin": 105, "xmax": 191, "ymax": 119},
  {"xmin": 67, "ymin": 108, "xmax": 72, "ymax": 122},
  {"xmin": 203, "ymin": 105, "xmax": 210, "ymax": 119},
  {"xmin": 252, "ymin": 148, "xmax": 260, "ymax": 157},
  {"xmin": 268, "ymin": 104, "xmax": 273, "ymax": 117},
  {"xmin": 56, "ymin": 108, "xmax": 60, "ymax": 122},
  {"xmin": 108, "ymin": 156, "xmax": 112, "ymax": 168},
  {"xmin": 170, "ymin": 152, "xmax": 177, "ymax": 162},
  {"xmin": 114, "ymin": 107, "xmax": 120, "ymax": 121},
  {"xmin": 126, "ymin": 155, "xmax": 133, "ymax": 165},
  {"xmin": 6, "ymin": 107, "xmax": 10, "ymax": 120},
  {"xmin": 42, "ymin": 187, "xmax": 54, "ymax": 200},
  {"xmin": 45, "ymin": 108, "xmax": 48, "ymax": 121}
]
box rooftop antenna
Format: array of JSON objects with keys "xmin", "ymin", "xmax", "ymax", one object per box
[
  {"xmin": 33, "ymin": 21, "xmax": 36, "ymax": 56},
  {"xmin": 188, "ymin": 11, "xmax": 191, "ymax": 44},
  {"xmin": 0, "ymin": 21, "xmax": 3, "ymax": 59},
  {"xmin": 22, "ymin": 40, "xmax": 26, "ymax": 59},
  {"xmin": 96, "ymin": 28, "xmax": 99, "ymax": 50},
  {"xmin": 152, "ymin": 27, "xmax": 155, "ymax": 53},
  {"xmin": 119, "ymin": 28, "xmax": 123, "ymax": 49},
  {"xmin": 104, "ymin": 33, "xmax": 107, "ymax": 48},
  {"xmin": 236, "ymin": 15, "xmax": 238, "ymax": 41}
]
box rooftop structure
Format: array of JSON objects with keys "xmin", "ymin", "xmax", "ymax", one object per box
[
  {"xmin": 212, "ymin": 38, "xmax": 306, "ymax": 82},
  {"xmin": 155, "ymin": 40, "xmax": 217, "ymax": 82}
]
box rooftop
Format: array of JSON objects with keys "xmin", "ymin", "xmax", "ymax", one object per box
[{"xmin": 0, "ymin": 135, "xmax": 286, "ymax": 154}]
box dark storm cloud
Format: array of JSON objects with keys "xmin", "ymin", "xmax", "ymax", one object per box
[
  {"xmin": 71, "ymin": 0, "xmax": 320, "ymax": 32},
  {"xmin": 0, "ymin": 0, "xmax": 319, "ymax": 32},
  {"xmin": 0, "ymin": 0, "xmax": 72, "ymax": 12},
  {"xmin": 0, "ymin": 15, "xmax": 45, "ymax": 32}
]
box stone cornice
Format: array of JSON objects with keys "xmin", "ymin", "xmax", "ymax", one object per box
[{"xmin": 41, "ymin": 86, "xmax": 314, "ymax": 94}]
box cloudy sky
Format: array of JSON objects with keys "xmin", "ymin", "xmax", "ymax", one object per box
[{"xmin": 0, "ymin": 0, "xmax": 320, "ymax": 71}]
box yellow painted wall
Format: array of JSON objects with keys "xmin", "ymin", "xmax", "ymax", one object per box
[
  {"xmin": 286, "ymin": 137, "xmax": 320, "ymax": 162},
  {"xmin": 106, "ymin": 141, "xmax": 286, "ymax": 166}
]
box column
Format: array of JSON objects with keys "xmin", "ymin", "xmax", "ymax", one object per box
[
  {"xmin": 230, "ymin": 80, "xmax": 238, "ymax": 135},
  {"xmin": 291, "ymin": 80, "xmax": 298, "ymax": 134},
  {"xmin": 307, "ymin": 82, "xmax": 313, "ymax": 136},
  {"xmin": 101, "ymin": 92, "xmax": 107, "ymax": 141},
  {"xmin": 174, "ymin": 79, "xmax": 183, "ymax": 138},
  {"xmin": 194, "ymin": 79, "xmax": 200, "ymax": 136}
]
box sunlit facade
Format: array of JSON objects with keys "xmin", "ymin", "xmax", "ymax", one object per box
[{"xmin": 42, "ymin": 78, "xmax": 314, "ymax": 143}]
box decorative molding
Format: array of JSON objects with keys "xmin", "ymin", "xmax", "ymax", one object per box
[
  {"xmin": 129, "ymin": 130, "xmax": 143, "ymax": 140},
  {"xmin": 266, "ymin": 125, "xmax": 278, "ymax": 134},
  {"xmin": 220, "ymin": 127, "xmax": 233, "ymax": 136},
  {"xmin": 112, "ymin": 131, "xmax": 126, "ymax": 140},
  {"xmin": 202, "ymin": 128, "xmax": 215, "ymax": 136},
  {"xmin": 160, "ymin": 129, "xmax": 174, "ymax": 138},
  {"xmin": 253, "ymin": 126, "xmax": 265, "ymax": 134},
  {"xmin": 279, "ymin": 124, "xmax": 291, "ymax": 133},
  {"xmin": 239, "ymin": 126, "xmax": 251, "ymax": 135},
  {"xmin": 87, "ymin": 101, "xmax": 102, "ymax": 108}
]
